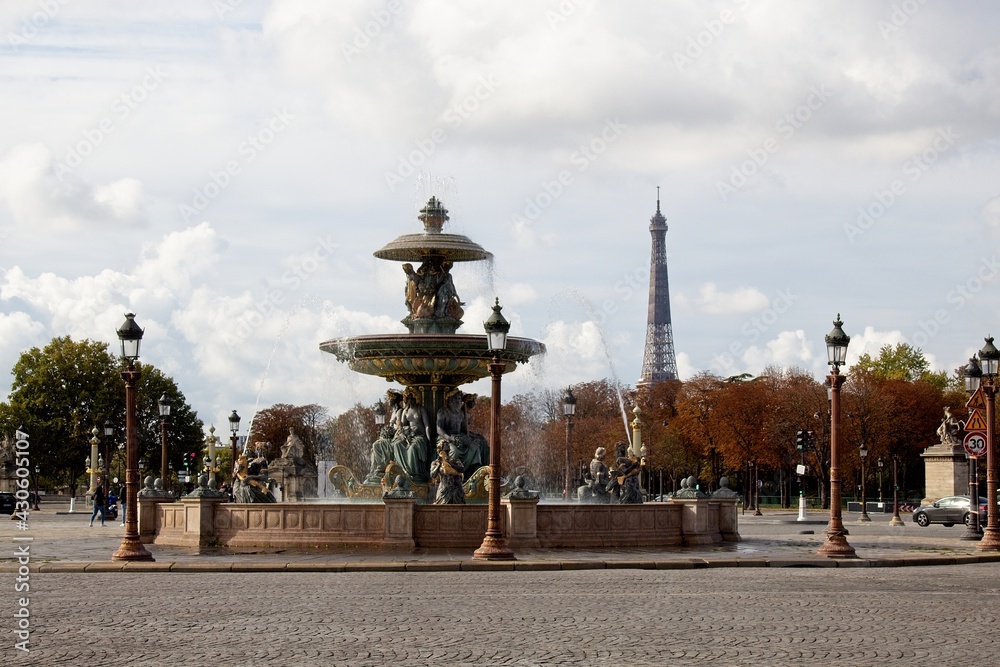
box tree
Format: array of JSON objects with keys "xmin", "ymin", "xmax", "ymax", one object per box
[
  {"xmin": 0, "ymin": 336, "xmax": 202, "ymax": 497},
  {"xmin": 854, "ymin": 343, "xmax": 949, "ymax": 390}
]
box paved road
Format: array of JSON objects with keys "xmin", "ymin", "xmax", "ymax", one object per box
[
  {"xmin": 3, "ymin": 506, "xmax": 999, "ymax": 665},
  {"xmin": 4, "ymin": 565, "xmax": 998, "ymax": 666}
]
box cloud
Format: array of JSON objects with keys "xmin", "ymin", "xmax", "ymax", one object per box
[
  {"xmin": 0, "ymin": 144, "xmax": 147, "ymax": 230},
  {"xmin": 741, "ymin": 330, "xmax": 815, "ymax": 370},
  {"xmin": 676, "ymin": 282, "xmax": 770, "ymax": 315}
]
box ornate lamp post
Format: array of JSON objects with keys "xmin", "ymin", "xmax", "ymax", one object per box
[
  {"xmin": 977, "ymin": 336, "xmax": 1000, "ymax": 551},
  {"xmin": 818, "ymin": 314, "xmax": 856, "ymax": 558},
  {"xmin": 563, "ymin": 387, "xmax": 576, "ymax": 501},
  {"xmin": 962, "ymin": 358, "xmax": 983, "ymax": 541},
  {"xmin": 228, "ymin": 410, "xmax": 241, "ymax": 482},
  {"xmin": 32, "ymin": 465, "xmax": 40, "ymax": 510},
  {"xmin": 473, "ymin": 298, "xmax": 515, "ymax": 561},
  {"xmin": 877, "ymin": 457, "xmax": 884, "ymax": 503},
  {"xmin": 889, "ymin": 454, "xmax": 903, "ymax": 526},
  {"xmin": 112, "ymin": 313, "xmax": 154, "ymax": 561},
  {"xmin": 103, "ymin": 421, "xmax": 114, "ymax": 498},
  {"xmin": 87, "ymin": 427, "xmax": 100, "ymax": 495},
  {"xmin": 858, "ymin": 443, "xmax": 870, "ymax": 522},
  {"xmin": 374, "ymin": 401, "xmax": 386, "ymax": 428},
  {"xmin": 752, "ymin": 460, "xmax": 762, "ymax": 516},
  {"xmin": 158, "ymin": 394, "xmax": 171, "ymax": 491}
]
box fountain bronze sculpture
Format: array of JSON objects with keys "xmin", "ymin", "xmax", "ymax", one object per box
[{"xmin": 321, "ymin": 197, "xmax": 545, "ymax": 502}]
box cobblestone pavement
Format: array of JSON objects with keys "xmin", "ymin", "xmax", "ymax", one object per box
[
  {"xmin": 4, "ymin": 565, "xmax": 999, "ymax": 666},
  {"xmin": 3, "ymin": 506, "xmax": 999, "ymax": 665}
]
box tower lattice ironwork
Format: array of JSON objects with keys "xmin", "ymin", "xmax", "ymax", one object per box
[{"xmin": 638, "ymin": 190, "xmax": 678, "ymax": 387}]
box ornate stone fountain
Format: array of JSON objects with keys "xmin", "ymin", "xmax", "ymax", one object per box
[{"xmin": 319, "ymin": 197, "xmax": 545, "ymax": 500}]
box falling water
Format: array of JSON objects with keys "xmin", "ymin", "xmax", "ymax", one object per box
[{"xmin": 563, "ymin": 289, "xmax": 633, "ymax": 446}]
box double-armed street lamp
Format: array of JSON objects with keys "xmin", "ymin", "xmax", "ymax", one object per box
[
  {"xmin": 158, "ymin": 394, "xmax": 171, "ymax": 491},
  {"xmin": 473, "ymin": 299, "xmax": 515, "ymax": 561},
  {"xmin": 962, "ymin": 358, "xmax": 984, "ymax": 541},
  {"xmin": 563, "ymin": 387, "xmax": 576, "ymax": 501},
  {"xmin": 112, "ymin": 313, "xmax": 154, "ymax": 562},
  {"xmin": 970, "ymin": 337, "xmax": 1000, "ymax": 552},
  {"xmin": 818, "ymin": 315, "xmax": 856, "ymax": 558}
]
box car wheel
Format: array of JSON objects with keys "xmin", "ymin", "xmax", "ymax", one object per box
[
  {"xmin": 964, "ymin": 513, "xmax": 974, "ymax": 526},
  {"xmin": 915, "ymin": 512, "xmax": 930, "ymax": 527}
]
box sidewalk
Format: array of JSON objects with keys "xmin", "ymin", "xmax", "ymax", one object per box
[{"xmin": 4, "ymin": 505, "xmax": 998, "ymax": 572}]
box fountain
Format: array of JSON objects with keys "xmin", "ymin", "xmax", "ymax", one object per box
[
  {"xmin": 142, "ymin": 197, "xmax": 739, "ymax": 552},
  {"xmin": 319, "ymin": 197, "xmax": 544, "ymax": 500}
]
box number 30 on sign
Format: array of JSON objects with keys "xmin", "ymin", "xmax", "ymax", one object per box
[{"xmin": 964, "ymin": 432, "xmax": 987, "ymax": 457}]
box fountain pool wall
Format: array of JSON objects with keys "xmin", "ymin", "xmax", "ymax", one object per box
[{"xmin": 139, "ymin": 497, "xmax": 739, "ymax": 551}]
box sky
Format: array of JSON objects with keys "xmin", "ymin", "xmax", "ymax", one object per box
[{"xmin": 1, "ymin": 1, "xmax": 999, "ymax": 434}]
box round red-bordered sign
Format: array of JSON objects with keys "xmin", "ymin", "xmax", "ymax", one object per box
[{"xmin": 964, "ymin": 431, "xmax": 987, "ymax": 457}]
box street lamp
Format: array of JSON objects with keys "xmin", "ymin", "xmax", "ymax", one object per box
[
  {"xmin": 228, "ymin": 410, "xmax": 241, "ymax": 483},
  {"xmin": 32, "ymin": 465, "xmax": 39, "ymax": 510},
  {"xmin": 563, "ymin": 387, "xmax": 577, "ymax": 502},
  {"xmin": 374, "ymin": 401, "xmax": 386, "ymax": 427},
  {"xmin": 112, "ymin": 313, "xmax": 154, "ymax": 561},
  {"xmin": 752, "ymin": 461, "xmax": 762, "ymax": 516},
  {"xmin": 473, "ymin": 298, "xmax": 515, "ymax": 561},
  {"xmin": 977, "ymin": 336, "xmax": 1000, "ymax": 551},
  {"xmin": 962, "ymin": 357, "xmax": 983, "ymax": 541},
  {"xmin": 103, "ymin": 421, "xmax": 114, "ymax": 498},
  {"xmin": 158, "ymin": 394, "xmax": 171, "ymax": 491},
  {"xmin": 858, "ymin": 443, "xmax": 870, "ymax": 522},
  {"xmin": 889, "ymin": 454, "xmax": 903, "ymax": 526},
  {"xmin": 877, "ymin": 457, "xmax": 884, "ymax": 503},
  {"xmin": 88, "ymin": 427, "xmax": 100, "ymax": 495},
  {"xmin": 818, "ymin": 314, "xmax": 856, "ymax": 558}
]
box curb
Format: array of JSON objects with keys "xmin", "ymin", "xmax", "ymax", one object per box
[{"xmin": 5, "ymin": 554, "xmax": 1000, "ymax": 574}]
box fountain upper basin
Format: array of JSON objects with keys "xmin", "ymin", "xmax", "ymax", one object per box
[{"xmin": 319, "ymin": 334, "xmax": 545, "ymax": 386}]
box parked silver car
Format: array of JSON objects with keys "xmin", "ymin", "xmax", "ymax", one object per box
[{"xmin": 912, "ymin": 496, "xmax": 987, "ymax": 527}]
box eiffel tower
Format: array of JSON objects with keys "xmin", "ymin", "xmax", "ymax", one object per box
[{"xmin": 638, "ymin": 189, "xmax": 678, "ymax": 388}]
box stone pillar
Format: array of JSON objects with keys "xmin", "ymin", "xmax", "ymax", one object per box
[
  {"xmin": 920, "ymin": 442, "xmax": 967, "ymax": 504},
  {"xmin": 503, "ymin": 497, "xmax": 540, "ymax": 548},
  {"xmin": 382, "ymin": 498, "xmax": 417, "ymax": 548},
  {"xmin": 670, "ymin": 497, "xmax": 721, "ymax": 546},
  {"xmin": 713, "ymin": 498, "xmax": 741, "ymax": 542},
  {"xmin": 178, "ymin": 496, "xmax": 226, "ymax": 548},
  {"xmin": 137, "ymin": 496, "xmax": 174, "ymax": 543}
]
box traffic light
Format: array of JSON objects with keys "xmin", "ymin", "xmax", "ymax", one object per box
[
  {"xmin": 806, "ymin": 431, "xmax": 815, "ymax": 448},
  {"xmin": 795, "ymin": 430, "xmax": 805, "ymax": 451}
]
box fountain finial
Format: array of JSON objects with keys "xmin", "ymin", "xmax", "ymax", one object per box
[{"xmin": 418, "ymin": 197, "xmax": 449, "ymax": 234}]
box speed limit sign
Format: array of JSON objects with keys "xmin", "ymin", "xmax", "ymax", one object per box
[{"xmin": 964, "ymin": 431, "xmax": 987, "ymax": 457}]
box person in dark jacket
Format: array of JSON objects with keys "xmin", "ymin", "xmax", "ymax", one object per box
[{"xmin": 89, "ymin": 486, "xmax": 106, "ymax": 527}]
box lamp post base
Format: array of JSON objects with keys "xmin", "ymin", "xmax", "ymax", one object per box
[
  {"xmin": 858, "ymin": 511, "xmax": 871, "ymax": 523},
  {"xmin": 888, "ymin": 515, "xmax": 904, "ymax": 527},
  {"xmin": 976, "ymin": 527, "xmax": 1000, "ymax": 552},
  {"xmin": 112, "ymin": 538, "xmax": 154, "ymax": 561},
  {"xmin": 818, "ymin": 532, "xmax": 857, "ymax": 558},
  {"xmin": 472, "ymin": 536, "xmax": 516, "ymax": 561},
  {"xmin": 960, "ymin": 525, "xmax": 983, "ymax": 541}
]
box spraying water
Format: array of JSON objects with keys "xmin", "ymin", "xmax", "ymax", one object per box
[{"xmin": 563, "ymin": 289, "xmax": 633, "ymax": 446}]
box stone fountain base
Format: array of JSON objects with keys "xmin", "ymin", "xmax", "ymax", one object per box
[{"xmin": 140, "ymin": 497, "xmax": 739, "ymax": 552}]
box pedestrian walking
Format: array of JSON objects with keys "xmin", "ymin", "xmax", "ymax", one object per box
[{"xmin": 89, "ymin": 486, "xmax": 106, "ymax": 527}]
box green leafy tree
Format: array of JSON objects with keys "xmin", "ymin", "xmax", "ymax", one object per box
[
  {"xmin": 0, "ymin": 336, "xmax": 202, "ymax": 497},
  {"xmin": 853, "ymin": 343, "xmax": 949, "ymax": 390}
]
